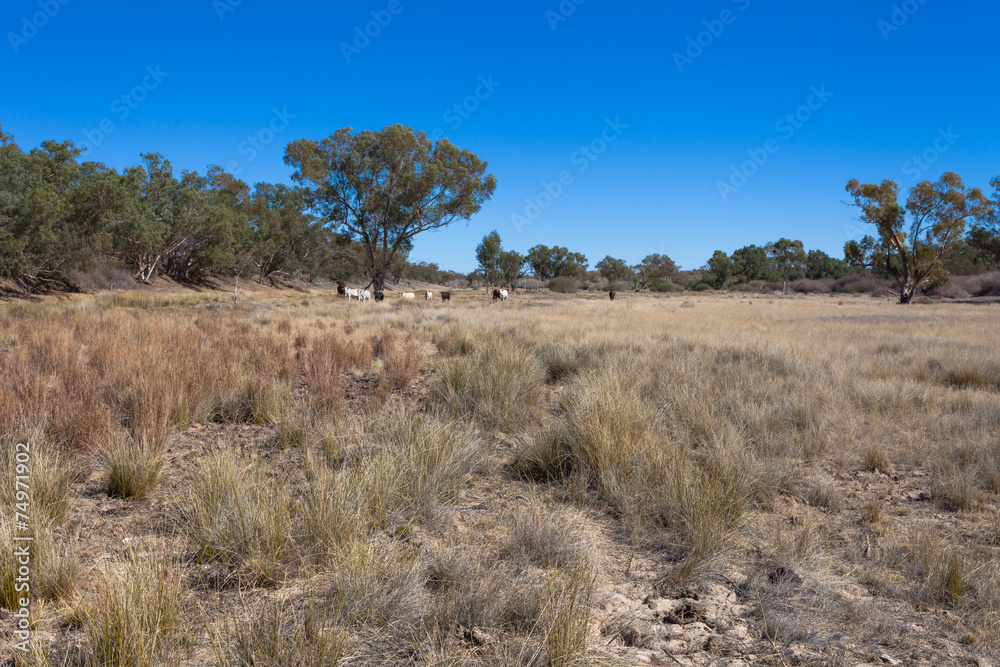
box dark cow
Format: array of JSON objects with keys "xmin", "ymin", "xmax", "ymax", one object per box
[
  {"xmin": 609, "ymin": 290, "xmax": 616, "ymax": 301},
  {"xmin": 492, "ymin": 288, "xmax": 501, "ymax": 301},
  {"xmin": 374, "ymin": 292, "xmax": 385, "ymax": 302},
  {"xmin": 337, "ymin": 284, "xmax": 346, "ymax": 297},
  {"xmin": 441, "ymin": 291, "xmax": 451, "ymax": 302}
]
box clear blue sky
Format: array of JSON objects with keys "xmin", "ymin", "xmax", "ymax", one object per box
[{"xmin": 3, "ymin": 0, "xmax": 998, "ymax": 272}]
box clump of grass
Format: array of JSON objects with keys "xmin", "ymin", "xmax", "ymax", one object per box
[
  {"xmin": 543, "ymin": 565, "xmax": 595, "ymax": 667},
  {"xmin": 188, "ymin": 451, "xmax": 293, "ymax": 586},
  {"xmin": 375, "ymin": 336, "xmax": 422, "ymax": 397},
  {"xmin": 895, "ymin": 533, "xmax": 975, "ymax": 606},
  {"xmin": 534, "ymin": 340, "xmax": 591, "ymax": 383},
  {"xmin": 802, "ymin": 475, "xmax": 844, "ymax": 513},
  {"xmin": 77, "ymin": 558, "xmax": 185, "ymax": 667},
  {"xmin": 426, "ymin": 546, "xmax": 548, "ymax": 634},
  {"xmin": 932, "ymin": 462, "xmax": 984, "ymax": 512},
  {"xmin": 0, "ymin": 438, "xmax": 76, "ymax": 525},
  {"xmin": 218, "ymin": 596, "xmax": 353, "ymax": 667},
  {"xmin": 99, "ymin": 433, "xmax": 163, "ymax": 499},
  {"xmin": 321, "ymin": 538, "xmax": 424, "ymax": 628},
  {"xmin": 434, "ymin": 335, "xmax": 545, "ymax": 430},
  {"xmin": 1, "ymin": 523, "xmax": 80, "ymax": 608},
  {"xmin": 860, "ymin": 444, "xmax": 889, "ymax": 473},
  {"xmin": 501, "ymin": 500, "xmax": 595, "ymax": 570},
  {"xmin": 208, "ymin": 371, "xmax": 292, "ymax": 425}
]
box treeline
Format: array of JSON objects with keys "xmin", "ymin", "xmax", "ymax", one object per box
[
  {"xmin": 0, "ymin": 125, "xmax": 446, "ymax": 291},
  {"xmin": 476, "ymin": 228, "xmax": 1000, "ymax": 295}
]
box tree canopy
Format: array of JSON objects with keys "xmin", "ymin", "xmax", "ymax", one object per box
[
  {"xmin": 845, "ymin": 173, "xmax": 984, "ymax": 303},
  {"xmin": 526, "ymin": 244, "xmax": 588, "ymax": 280},
  {"xmin": 285, "ymin": 124, "xmax": 496, "ymax": 293}
]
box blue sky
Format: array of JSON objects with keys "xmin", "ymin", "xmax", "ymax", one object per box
[{"xmin": 3, "ymin": 0, "xmax": 998, "ymax": 272}]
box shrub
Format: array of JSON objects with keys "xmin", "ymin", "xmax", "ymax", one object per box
[{"xmin": 548, "ymin": 277, "xmax": 577, "ymax": 294}]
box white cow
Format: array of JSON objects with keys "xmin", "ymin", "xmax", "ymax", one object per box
[
  {"xmin": 399, "ymin": 292, "xmax": 416, "ymax": 301},
  {"xmin": 425, "ymin": 291, "xmax": 433, "ymax": 300},
  {"xmin": 500, "ymin": 289, "xmax": 509, "ymax": 301},
  {"xmin": 345, "ymin": 288, "xmax": 363, "ymax": 301},
  {"xmin": 360, "ymin": 290, "xmax": 371, "ymax": 302}
]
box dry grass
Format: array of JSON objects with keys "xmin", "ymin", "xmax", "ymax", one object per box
[
  {"xmin": 3, "ymin": 288, "xmax": 1000, "ymax": 664},
  {"xmin": 76, "ymin": 558, "xmax": 186, "ymax": 667}
]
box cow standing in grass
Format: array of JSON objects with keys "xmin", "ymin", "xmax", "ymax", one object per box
[
  {"xmin": 441, "ymin": 291, "xmax": 451, "ymax": 302},
  {"xmin": 609, "ymin": 289, "xmax": 616, "ymax": 301}
]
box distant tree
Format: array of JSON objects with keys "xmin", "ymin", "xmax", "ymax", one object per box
[
  {"xmin": 527, "ymin": 244, "xmax": 588, "ymax": 280},
  {"xmin": 940, "ymin": 238, "xmax": 996, "ymax": 276},
  {"xmin": 804, "ymin": 249, "xmax": 840, "ymax": 279},
  {"xmin": 970, "ymin": 176, "xmax": 1000, "ymax": 266},
  {"xmin": 730, "ymin": 245, "xmax": 772, "ymax": 283},
  {"xmin": 845, "ymin": 173, "xmax": 984, "ymax": 303},
  {"xmin": 766, "ymin": 238, "xmax": 807, "ymax": 293},
  {"xmin": 595, "ymin": 255, "xmax": 633, "ymax": 283},
  {"xmin": 285, "ymin": 124, "xmax": 496, "ymax": 293},
  {"xmin": 499, "ymin": 249, "xmax": 526, "ymax": 290},
  {"xmin": 706, "ymin": 250, "xmax": 732, "ymax": 287},
  {"xmin": 475, "ymin": 230, "xmax": 503, "ymax": 286},
  {"xmin": 634, "ymin": 253, "xmax": 678, "ymax": 281}
]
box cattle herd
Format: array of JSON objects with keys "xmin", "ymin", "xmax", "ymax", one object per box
[{"xmin": 334, "ymin": 285, "xmax": 618, "ymax": 303}]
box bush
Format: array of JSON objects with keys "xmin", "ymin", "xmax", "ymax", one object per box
[
  {"xmin": 548, "ymin": 277, "xmax": 577, "ymax": 294},
  {"xmin": 647, "ymin": 277, "xmax": 682, "ymax": 293},
  {"xmin": 788, "ymin": 278, "xmax": 833, "ymax": 294}
]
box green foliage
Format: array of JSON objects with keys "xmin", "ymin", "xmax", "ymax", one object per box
[
  {"xmin": 634, "ymin": 253, "xmax": 677, "ymax": 281},
  {"xmin": 766, "ymin": 238, "xmax": 807, "ymax": 288},
  {"xmin": 707, "ymin": 250, "xmax": 732, "ymax": 287},
  {"xmin": 845, "ymin": 173, "xmax": 986, "ymax": 303},
  {"xmin": 730, "ymin": 244, "xmax": 773, "ymax": 283},
  {"xmin": 805, "ymin": 249, "xmax": 852, "ymax": 279},
  {"xmin": 527, "ymin": 244, "xmax": 588, "ymax": 280},
  {"xmin": 475, "ymin": 230, "xmax": 503, "ymax": 286},
  {"xmin": 595, "ymin": 255, "xmax": 633, "ymax": 283},
  {"xmin": 285, "ymin": 124, "xmax": 496, "ymax": 293}
]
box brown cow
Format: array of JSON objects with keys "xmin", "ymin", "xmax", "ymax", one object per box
[
  {"xmin": 441, "ymin": 291, "xmax": 451, "ymax": 302},
  {"xmin": 609, "ymin": 289, "xmax": 616, "ymax": 301},
  {"xmin": 492, "ymin": 288, "xmax": 501, "ymax": 301},
  {"xmin": 337, "ymin": 284, "xmax": 346, "ymax": 297}
]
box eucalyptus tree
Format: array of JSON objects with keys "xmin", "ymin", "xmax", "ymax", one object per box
[
  {"xmin": 285, "ymin": 124, "xmax": 496, "ymax": 293},
  {"xmin": 845, "ymin": 172, "xmax": 984, "ymax": 303},
  {"xmin": 766, "ymin": 238, "xmax": 807, "ymax": 293}
]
